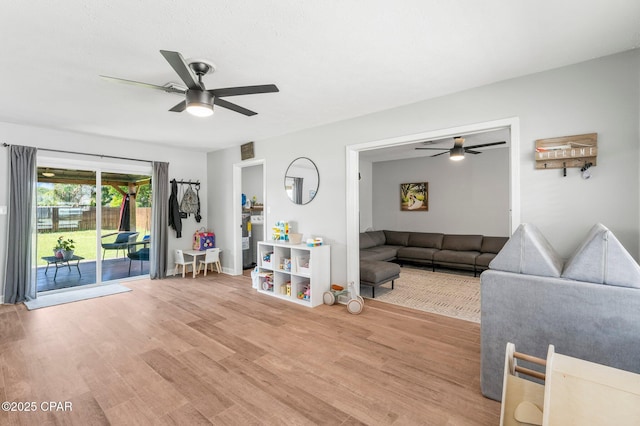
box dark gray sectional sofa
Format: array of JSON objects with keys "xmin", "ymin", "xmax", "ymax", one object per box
[{"xmin": 360, "ymin": 230, "xmax": 508, "ymax": 275}]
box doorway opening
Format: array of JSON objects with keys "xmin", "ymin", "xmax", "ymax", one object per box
[
  {"xmin": 345, "ymin": 117, "xmax": 521, "ymax": 293},
  {"xmin": 232, "ymin": 159, "xmax": 267, "ymax": 276}
]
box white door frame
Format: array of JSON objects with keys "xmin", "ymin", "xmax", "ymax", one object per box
[
  {"xmin": 345, "ymin": 117, "xmax": 521, "ymax": 293},
  {"xmin": 232, "ymin": 159, "xmax": 267, "ymax": 276}
]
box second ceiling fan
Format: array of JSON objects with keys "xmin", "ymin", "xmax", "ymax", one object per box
[
  {"xmin": 415, "ymin": 137, "xmax": 506, "ymax": 161},
  {"xmin": 101, "ymin": 50, "xmax": 279, "ymax": 117}
]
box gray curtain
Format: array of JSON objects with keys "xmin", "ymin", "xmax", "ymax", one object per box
[
  {"xmin": 150, "ymin": 161, "xmax": 169, "ymax": 279},
  {"xmin": 293, "ymin": 177, "xmax": 303, "ymax": 204},
  {"xmin": 4, "ymin": 145, "xmax": 37, "ymax": 303}
]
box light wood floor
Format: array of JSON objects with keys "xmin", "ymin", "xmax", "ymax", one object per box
[{"xmin": 0, "ymin": 272, "xmax": 500, "ymax": 425}]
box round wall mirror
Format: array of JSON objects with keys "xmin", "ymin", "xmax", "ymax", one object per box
[{"xmin": 284, "ymin": 157, "xmax": 319, "ymax": 205}]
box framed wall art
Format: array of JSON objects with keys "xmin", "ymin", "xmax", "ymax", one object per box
[{"xmin": 400, "ymin": 182, "xmax": 428, "ymax": 211}]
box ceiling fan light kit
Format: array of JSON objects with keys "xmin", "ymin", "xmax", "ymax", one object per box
[
  {"xmin": 186, "ymin": 90, "xmax": 214, "ymax": 117},
  {"xmin": 449, "ymin": 145, "xmax": 465, "ymax": 161}
]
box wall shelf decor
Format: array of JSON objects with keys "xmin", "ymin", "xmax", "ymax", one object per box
[{"xmin": 535, "ymin": 133, "xmax": 597, "ymax": 170}]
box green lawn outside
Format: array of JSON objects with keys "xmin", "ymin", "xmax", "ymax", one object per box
[{"xmin": 37, "ymin": 230, "xmax": 144, "ymax": 266}]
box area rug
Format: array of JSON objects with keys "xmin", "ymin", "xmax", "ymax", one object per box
[
  {"xmin": 364, "ymin": 268, "xmax": 480, "ymax": 323},
  {"xmin": 24, "ymin": 284, "xmax": 131, "ymax": 310}
]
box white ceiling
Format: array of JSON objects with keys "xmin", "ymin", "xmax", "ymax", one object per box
[{"xmin": 1, "ymin": 1, "xmax": 639, "ymax": 152}]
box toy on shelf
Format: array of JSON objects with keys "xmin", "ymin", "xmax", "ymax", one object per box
[
  {"xmin": 279, "ymin": 281, "xmax": 291, "ymax": 295},
  {"xmin": 306, "ymin": 237, "xmax": 323, "ymax": 247},
  {"xmin": 297, "ymin": 284, "xmax": 311, "ymax": 301},
  {"xmin": 260, "ymin": 273, "xmax": 274, "ymax": 292},
  {"xmin": 296, "ymin": 256, "xmax": 310, "ymax": 274},
  {"xmin": 281, "ymin": 258, "xmax": 291, "ymax": 272},
  {"xmin": 272, "ymin": 221, "xmax": 290, "ymax": 241},
  {"xmin": 262, "ymin": 252, "xmax": 273, "ymax": 267}
]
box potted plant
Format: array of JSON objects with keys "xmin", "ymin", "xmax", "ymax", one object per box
[{"xmin": 54, "ymin": 236, "xmax": 76, "ymax": 260}]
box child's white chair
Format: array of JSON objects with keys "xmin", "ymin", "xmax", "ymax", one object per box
[
  {"xmin": 198, "ymin": 248, "xmax": 221, "ymax": 276},
  {"xmin": 174, "ymin": 249, "xmax": 190, "ymax": 278}
]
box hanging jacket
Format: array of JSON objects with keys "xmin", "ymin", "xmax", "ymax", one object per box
[
  {"xmin": 169, "ymin": 179, "xmax": 182, "ymax": 238},
  {"xmin": 194, "ymin": 184, "xmax": 202, "ymax": 223}
]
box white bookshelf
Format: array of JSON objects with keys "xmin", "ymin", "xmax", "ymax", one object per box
[{"xmin": 256, "ymin": 241, "xmax": 330, "ymax": 308}]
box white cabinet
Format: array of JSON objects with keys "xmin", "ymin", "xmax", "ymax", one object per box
[{"xmin": 256, "ymin": 241, "xmax": 330, "ymax": 307}]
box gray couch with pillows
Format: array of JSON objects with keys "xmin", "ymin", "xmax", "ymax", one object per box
[
  {"xmin": 481, "ymin": 223, "xmax": 640, "ymax": 401},
  {"xmin": 360, "ymin": 230, "xmax": 508, "ymax": 275}
]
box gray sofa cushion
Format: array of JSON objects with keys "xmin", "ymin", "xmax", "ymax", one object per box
[
  {"xmin": 360, "ymin": 260, "xmax": 401, "ymax": 285},
  {"xmin": 476, "ymin": 253, "xmax": 497, "ymax": 268},
  {"xmin": 441, "ymin": 234, "xmax": 483, "ymax": 251},
  {"xmin": 481, "ymin": 236, "xmax": 509, "ymax": 254},
  {"xmin": 360, "ymin": 245, "xmax": 400, "ymax": 262},
  {"xmin": 433, "ymin": 250, "xmax": 480, "ymax": 265},
  {"xmin": 396, "ymin": 246, "xmax": 439, "ymax": 261},
  {"xmin": 365, "ymin": 230, "xmax": 386, "ymax": 247},
  {"xmin": 407, "ymin": 232, "xmax": 444, "ymax": 249},
  {"xmin": 489, "ymin": 223, "xmax": 564, "ymax": 277},
  {"xmin": 476, "ymin": 237, "xmax": 509, "ymax": 268},
  {"xmin": 562, "ymin": 223, "xmax": 640, "ymax": 288},
  {"xmin": 383, "ymin": 230, "xmax": 410, "ymax": 246},
  {"xmin": 359, "ymin": 232, "xmax": 377, "ymax": 249}
]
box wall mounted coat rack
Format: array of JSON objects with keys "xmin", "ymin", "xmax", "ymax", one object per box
[
  {"xmin": 535, "ymin": 133, "xmax": 597, "ymax": 170},
  {"xmin": 171, "ymin": 179, "xmax": 200, "ymax": 188}
]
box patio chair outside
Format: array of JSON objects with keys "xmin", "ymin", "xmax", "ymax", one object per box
[
  {"xmin": 127, "ymin": 247, "xmax": 150, "ymax": 275},
  {"xmin": 101, "ymin": 232, "xmax": 139, "ymax": 259}
]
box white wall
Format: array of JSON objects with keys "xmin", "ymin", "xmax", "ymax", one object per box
[
  {"xmin": 242, "ymin": 164, "xmax": 264, "ymax": 205},
  {"xmin": 208, "ymin": 50, "xmax": 639, "ymax": 283},
  {"xmin": 207, "ymin": 147, "xmax": 240, "ymax": 272},
  {"xmin": 358, "ymin": 159, "xmax": 373, "ymax": 231},
  {"xmin": 371, "ymin": 148, "xmax": 510, "ymax": 236},
  {"xmin": 0, "ymin": 121, "xmax": 208, "ymax": 294}
]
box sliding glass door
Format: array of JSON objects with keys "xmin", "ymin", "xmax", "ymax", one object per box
[
  {"xmin": 36, "ymin": 168, "xmax": 98, "ymax": 292},
  {"xmin": 36, "ymin": 155, "xmax": 153, "ymax": 292},
  {"xmin": 100, "ymin": 172, "xmax": 152, "ymax": 281}
]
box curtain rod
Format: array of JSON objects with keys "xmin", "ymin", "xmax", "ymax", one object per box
[{"xmin": 2, "ymin": 142, "xmax": 153, "ymax": 164}]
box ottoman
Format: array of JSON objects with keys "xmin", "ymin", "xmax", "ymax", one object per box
[{"xmin": 360, "ymin": 260, "xmax": 401, "ymax": 298}]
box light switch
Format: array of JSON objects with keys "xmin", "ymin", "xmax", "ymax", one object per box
[{"xmin": 0, "ymin": 205, "xmax": 6, "ymax": 215}]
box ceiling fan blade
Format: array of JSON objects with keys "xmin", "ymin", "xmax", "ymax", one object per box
[
  {"xmin": 430, "ymin": 151, "xmax": 449, "ymax": 157},
  {"xmin": 100, "ymin": 75, "xmax": 185, "ymax": 94},
  {"xmin": 464, "ymin": 149, "xmax": 482, "ymax": 154},
  {"xmin": 466, "ymin": 141, "xmax": 506, "ymax": 149},
  {"xmin": 169, "ymin": 101, "xmax": 186, "ymax": 113},
  {"xmin": 415, "ymin": 147, "xmax": 449, "ymax": 150},
  {"xmin": 214, "ymin": 98, "xmax": 257, "ymax": 116},
  {"xmin": 210, "ymin": 84, "xmax": 279, "ymax": 97},
  {"xmin": 159, "ymin": 50, "xmax": 202, "ymax": 91}
]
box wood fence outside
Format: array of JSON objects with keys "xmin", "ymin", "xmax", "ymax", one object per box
[{"xmin": 37, "ymin": 206, "xmax": 151, "ymax": 234}]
